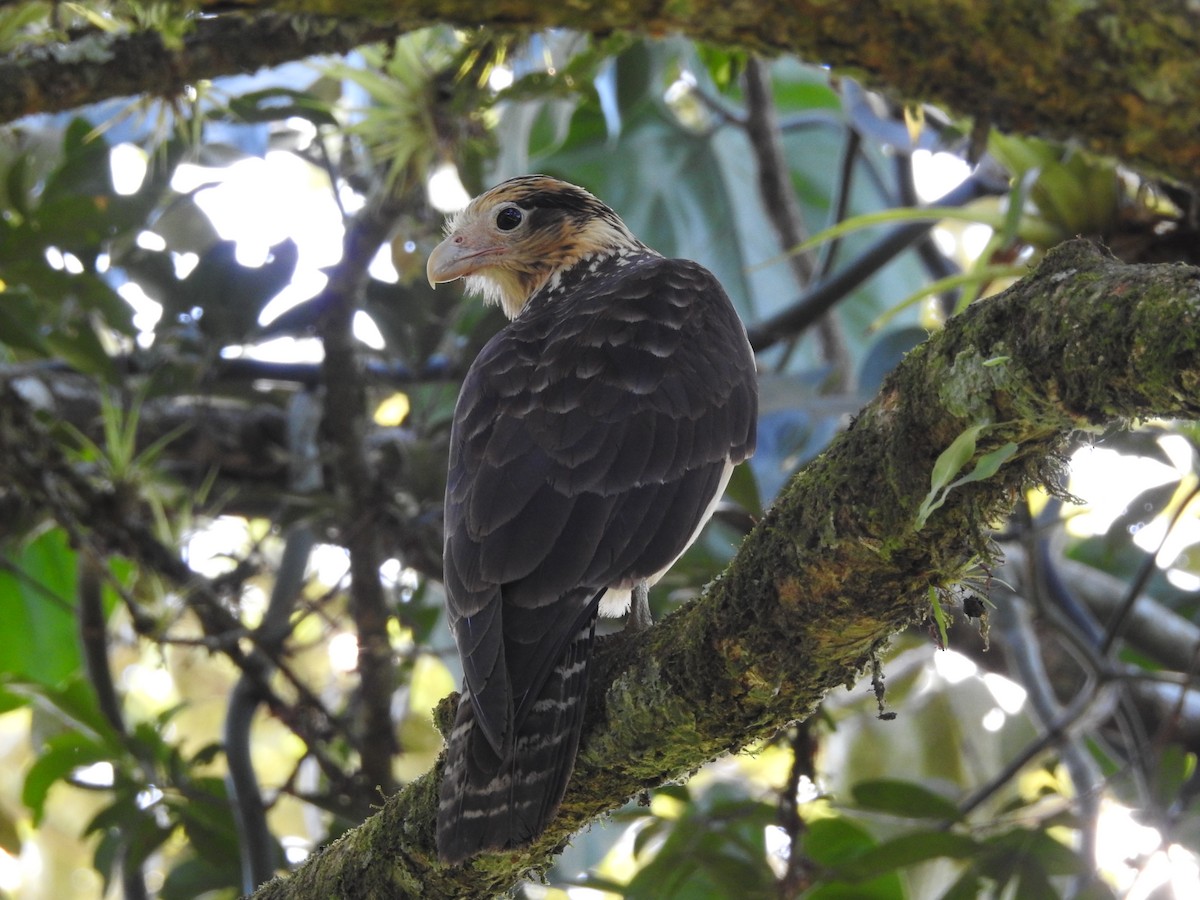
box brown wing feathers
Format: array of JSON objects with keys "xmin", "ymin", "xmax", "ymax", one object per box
[{"xmin": 431, "ymin": 178, "xmax": 757, "ymax": 863}]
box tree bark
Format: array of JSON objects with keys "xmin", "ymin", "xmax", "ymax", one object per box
[
  {"xmin": 3, "ymin": 1, "xmax": 1198, "ymax": 183},
  {"xmin": 0, "ymin": 15, "xmax": 399, "ymax": 125},
  {"xmin": 248, "ymin": 240, "xmax": 1200, "ymax": 897}
]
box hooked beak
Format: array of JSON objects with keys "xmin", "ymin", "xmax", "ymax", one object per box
[{"xmin": 426, "ymin": 231, "xmax": 504, "ymax": 288}]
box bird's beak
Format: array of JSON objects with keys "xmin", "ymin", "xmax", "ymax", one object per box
[{"xmin": 427, "ymin": 229, "xmax": 504, "ymax": 289}]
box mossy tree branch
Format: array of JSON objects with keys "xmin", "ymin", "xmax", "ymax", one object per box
[
  {"xmin": 2, "ymin": 2, "xmax": 1198, "ymax": 184},
  {"xmin": 250, "ymin": 240, "xmax": 1200, "ymax": 897},
  {"xmin": 0, "ymin": 13, "xmax": 404, "ymax": 123}
]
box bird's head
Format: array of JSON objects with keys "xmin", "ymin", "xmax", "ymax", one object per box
[{"xmin": 427, "ymin": 175, "xmax": 644, "ymax": 319}]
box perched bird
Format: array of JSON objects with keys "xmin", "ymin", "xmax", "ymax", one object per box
[{"xmin": 427, "ymin": 175, "xmax": 758, "ymax": 863}]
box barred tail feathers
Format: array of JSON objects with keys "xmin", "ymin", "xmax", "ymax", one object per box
[{"xmin": 436, "ymin": 621, "xmax": 597, "ymax": 864}]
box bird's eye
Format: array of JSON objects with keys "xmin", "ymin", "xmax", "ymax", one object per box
[{"xmin": 495, "ymin": 207, "xmax": 523, "ymax": 231}]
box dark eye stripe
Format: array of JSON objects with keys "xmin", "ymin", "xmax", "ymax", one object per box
[{"xmin": 516, "ymin": 190, "xmax": 598, "ymax": 215}]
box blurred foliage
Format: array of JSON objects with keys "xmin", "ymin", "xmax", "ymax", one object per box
[{"xmin": 0, "ymin": 9, "xmax": 1197, "ymax": 900}]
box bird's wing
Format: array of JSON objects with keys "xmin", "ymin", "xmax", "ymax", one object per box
[{"xmin": 443, "ymin": 254, "xmax": 757, "ymax": 755}]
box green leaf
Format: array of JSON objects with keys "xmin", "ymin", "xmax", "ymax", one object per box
[
  {"xmin": 44, "ymin": 315, "xmax": 118, "ymax": 381},
  {"xmin": 807, "ymin": 884, "xmax": 905, "ymax": 900},
  {"xmin": 766, "ymin": 204, "xmax": 1062, "ymax": 267},
  {"xmin": 1154, "ymin": 745, "xmax": 1196, "ymax": 809},
  {"xmin": 3, "ymin": 675, "xmax": 117, "ymax": 745},
  {"xmin": 930, "ymin": 425, "xmax": 986, "ymax": 495},
  {"xmin": 90, "ymin": 802, "xmax": 175, "ymax": 887},
  {"xmin": 224, "ymin": 87, "xmax": 337, "ymax": 127},
  {"xmin": 984, "ymin": 828, "xmax": 1084, "ymax": 877},
  {"xmin": 916, "ymin": 424, "xmax": 987, "ymax": 527},
  {"xmin": 22, "ymin": 732, "xmax": 109, "ymax": 825},
  {"xmin": 988, "ymin": 133, "xmax": 1119, "ymax": 236},
  {"xmin": 939, "ymin": 869, "xmax": 984, "ymax": 900},
  {"xmin": 632, "ymin": 815, "xmax": 668, "ymax": 859},
  {"xmin": 955, "ymin": 441, "xmax": 1019, "ymax": 486},
  {"xmin": 622, "ymin": 786, "xmax": 777, "ymax": 900},
  {"xmin": 850, "ymin": 778, "xmax": 962, "ymax": 822},
  {"xmin": 167, "ymin": 778, "xmax": 244, "ymax": 864},
  {"xmin": 871, "ymin": 265, "xmax": 1027, "ymax": 332},
  {"xmin": 0, "ymin": 529, "xmax": 83, "ymax": 687},
  {"xmin": 929, "ymin": 586, "xmax": 950, "ymax": 649},
  {"xmin": 42, "ymin": 119, "xmax": 112, "ymax": 204},
  {"xmin": 161, "ymin": 855, "xmax": 244, "ymax": 900},
  {"xmin": 916, "ymin": 428, "xmax": 1019, "ymax": 529},
  {"xmin": 0, "ymin": 285, "xmax": 51, "ymax": 353},
  {"xmin": 835, "ymin": 830, "xmax": 981, "ymax": 882}
]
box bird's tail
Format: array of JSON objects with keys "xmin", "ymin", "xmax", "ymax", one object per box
[{"xmin": 436, "ymin": 620, "xmax": 597, "ymax": 864}]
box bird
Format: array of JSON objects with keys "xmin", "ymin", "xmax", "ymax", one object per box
[{"xmin": 426, "ymin": 175, "xmax": 758, "ymax": 864}]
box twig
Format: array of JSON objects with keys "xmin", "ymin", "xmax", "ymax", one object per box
[
  {"xmin": 815, "ymin": 128, "xmax": 862, "ymax": 281},
  {"xmin": 1099, "ymin": 483, "xmax": 1200, "ymax": 656},
  {"xmin": 776, "ymin": 723, "xmax": 817, "ymax": 898},
  {"xmin": 743, "ymin": 57, "xmax": 851, "ymax": 385},
  {"xmin": 893, "ymin": 153, "xmax": 963, "ymax": 318},
  {"xmin": 76, "ymin": 555, "xmax": 150, "ymax": 900},
  {"xmin": 77, "ymin": 555, "xmax": 128, "ymax": 739},
  {"xmin": 744, "ymin": 171, "xmax": 1002, "ymax": 351},
  {"xmin": 226, "ymin": 392, "xmax": 321, "ymax": 893},
  {"xmin": 996, "ymin": 584, "xmax": 1103, "ymax": 883}
]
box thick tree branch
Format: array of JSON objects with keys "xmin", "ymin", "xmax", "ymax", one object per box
[
  {"xmin": 0, "ymin": 14, "xmax": 400, "ymax": 124},
  {"xmin": 232, "ymin": 0, "xmax": 1198, "ymax": 184},
  {"xmin": 251, "ymin": 241, "xmax": 1200, "ymax": 896},
  {"xmin": 4, "ymin": 2, "xmax": 1197, "ymax": 183}
]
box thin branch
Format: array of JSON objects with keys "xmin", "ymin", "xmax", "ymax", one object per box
[
  {"xmin": 744, "ymin": 170, "xmax": 1004, "ymax": 351},
  {"xmin": 1099, "ymin": 484, "xmax": 1200, "ymax": 656},
  {"xmin": 742, "ymin": 57, "xmax": 850, "ymax": 383},
  {"xmin": 776, "ymin": 723, "xmax": 818, "ymax": 898},
  {"xmin": 77, "ymin": 555, "xmax": 128, "ymax": 739},
  {"xmin": 76, "ymin": 555, "xmax": 151, "ymax": 900},
  {"xmin": 991, "ymin": 594, "xmax": 1103, "ymax": 882},
  {"xmin": 743, "ymin": 58, "xmax": 817, "ymax": 285},
  {"xmin": 316, "ymin": 188, "xmax": 415, "ymax": 793},
  {"xmin": 226, "ymin": 392, "xmax": 322, "ymax": 893},
  {"xmin": 814, "ymin": 127, "xmax": 862, "ymax": 281},
  {"xmin": 1005, "ymin": 543, "xmax": 1200, "ymax": 674}
]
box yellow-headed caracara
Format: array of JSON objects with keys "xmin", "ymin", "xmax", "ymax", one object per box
[{"xmin": 427, "ymin": 175, "xmax": 758, "ymax": 863}]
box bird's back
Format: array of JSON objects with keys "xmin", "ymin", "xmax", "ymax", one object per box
[{"xmin": 437, "ymin": 230, "xmax": 756, "ymax": 865}]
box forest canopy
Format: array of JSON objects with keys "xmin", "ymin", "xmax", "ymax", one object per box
[{"xmin": 0, "ymin": 2, "xmax": 1199, "ymax": 899}]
